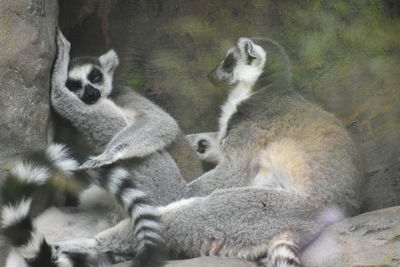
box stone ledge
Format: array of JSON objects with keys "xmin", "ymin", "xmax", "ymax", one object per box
[{"xmin": 115, "ymin": 206, "xmax": 400, "ymax": 267}]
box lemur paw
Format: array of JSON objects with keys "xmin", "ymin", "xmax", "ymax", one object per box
[
  {"xmin": 57, "ymin": 30, "xmax": 71, "ymax": 51},
  {"xmin": 80, "ymin": 156, "xmax": 113, "ymax": 169}
]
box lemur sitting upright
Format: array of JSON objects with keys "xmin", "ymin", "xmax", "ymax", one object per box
[{"xmin": 50, "ymin": 36, "xmax": 363, "ymax": 267}]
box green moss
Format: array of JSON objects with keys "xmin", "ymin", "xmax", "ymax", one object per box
[{"xmin": 127, "ymin": 73, "xmax": 145, "ymax": 93}]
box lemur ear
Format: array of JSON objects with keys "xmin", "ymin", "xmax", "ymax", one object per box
[
  {"xmin": 238, "ymin": 38, "xmax": 258, "ymax": 60},
  {"xmin": 99, "ymin": 49, "xmax": 119, "ymax": 73},
  {"xmin": 244, "ymin": 40, "xmax": 257, "ymax": 59}
]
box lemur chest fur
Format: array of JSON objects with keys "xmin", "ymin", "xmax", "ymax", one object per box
[
  {"xmin": 219, "ymin": 82, "xmax": 252, "ymax": 140},
  {"xmin": 96, "ymin": 98, "xmax": 136, "ymax": 125}
]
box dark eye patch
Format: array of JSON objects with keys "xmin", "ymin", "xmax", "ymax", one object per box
[
  {"xmin": 88, "ymin": 68, "xmax": 103, "ymax": 84},
  {"xmin": 66, "ymin": 79, "xmax": 82, "ymax": 92},
  {"xmin": 222, "ymin": 53, "xmax": 236, "ymax": 73}
]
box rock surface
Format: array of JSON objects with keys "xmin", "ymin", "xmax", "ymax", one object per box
[
  {"xmin": 0, "ymin": 0, "xmax": 58, "ymax": 265},
  {"xmin": 0, "ymin": 0, "xmax": 57, "ymax": 159},
  {"xmin": 114, "ymin": 257, "xmax": 256, "ymax": 267},
  {"xmin": 302, "ymin": 206, "xmax": 400, "ymax": 267}
]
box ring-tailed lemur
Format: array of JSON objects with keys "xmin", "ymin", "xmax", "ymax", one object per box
[
  {"xmin": 1, "ymin": 31, "xmax": 188, "ymax": 267},
  {"xmin": 50, "ymin": 31, "xmax": 178, "ymax": 266},
  {"xmin": 45, "ymin": 35, "xmax": 363, "ymax": 267}
]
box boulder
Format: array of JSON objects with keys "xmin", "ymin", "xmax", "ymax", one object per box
[
  {"xmin": 302, "ymin": 206, "xmax": 400, "ymax": 267},
  {"xmin": 115, "ymin": 257, "xmax": 256, "ymax": 267},
  {"xmin": 0, "ymin": 0, "xmax": 57, "ymax": 159},
  {"xmin": 0, "ymin": 0, "xmax": 58, "ymax": 265}
]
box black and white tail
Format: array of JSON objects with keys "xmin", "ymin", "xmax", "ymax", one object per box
[
  {"xmin": 0, "ymin": 144, "xmax": 112, "ymax": 267},
  {"xmin": 258, "ymin": 241, "xmax": 300, "ymax": 267},
  {"xmin": 93, "ymin": 166, "xmax": 166, "ymax": 267}
]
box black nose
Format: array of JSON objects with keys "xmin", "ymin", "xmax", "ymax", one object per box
[{"xmin": 82, "ymin": 85, "xmax": 101, "ymax": 104}]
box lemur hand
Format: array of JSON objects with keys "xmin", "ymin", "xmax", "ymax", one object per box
[
  {"xmin": 79, "ymin": 153, "xmax": 114, "ymax": 169},
  {"xmin": 52, "ymin": 30, "xmax": 71, "ymax": 97}
]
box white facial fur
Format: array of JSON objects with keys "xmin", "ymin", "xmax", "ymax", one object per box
[
  {"xmin": 67, "ymin": 49, "xmax": 119, "ymax": 99},
  {"xmin": 232, "ymin": 38, "xmax": 267, "ymax": 85}
]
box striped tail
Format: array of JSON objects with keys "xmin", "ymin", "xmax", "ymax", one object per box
[
  {"xmin": 0, "ymin": 144, "xmax": 98, "ymax": 267},
  {"xmin": 94, "ymin": 166, "xmax": 166, "ymax": 267}
]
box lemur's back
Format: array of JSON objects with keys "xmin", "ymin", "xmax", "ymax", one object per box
[{"xmin": 232, "ymin": 91, "xmax": 363, "ymax": 215}]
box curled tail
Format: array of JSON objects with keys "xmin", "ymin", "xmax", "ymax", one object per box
[
  {"xmin": 95, "ymin": 166, "xmax": 166, "ymax": 267},
  {"xmin": 0, "ymin": 144, "xmax": 112, "ymax": 266}
]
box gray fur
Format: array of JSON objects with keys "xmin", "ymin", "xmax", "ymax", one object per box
[
  {"xmin": 164, "ymin": 37, "xmax": 361, "ymax": 265},
  {"xmin": 51, "ymin": 35, "xmax": 363, "ymax": 267}
]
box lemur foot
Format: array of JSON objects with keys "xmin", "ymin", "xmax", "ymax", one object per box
[
  {"xmin": 258, "ymin": 241, "xmax": 300, "ymax": 267},
  {"xmin": 51, "ymin": 238, "xmax": 116, "ymax": 266},
  {"xmin": 51, "ymin": 238, "xmax": 100, "ymax": 254}
]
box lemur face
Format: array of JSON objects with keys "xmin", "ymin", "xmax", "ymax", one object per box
[
  {"xmin": 66, "ymin": 50, "xmax": 119, "ymax": 105},
  {"xmin": 208, "ymin": 38, "xmax": 267, "ymax": 87}
]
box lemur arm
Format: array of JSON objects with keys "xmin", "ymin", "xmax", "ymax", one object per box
[
  {"xmin": 51, "ymin": 31, "xmax": 81, "ymax": 111},
  {"xmin": 80, "ymin": 96, "xmax": 180, "ymax": 169},
  {"xmin": 51, "ymin": 32, "xmax": 127, "ymax": 145},
  {"xmin": 51, "ymin": 31, "xmax": 98, "ymax": 120}
]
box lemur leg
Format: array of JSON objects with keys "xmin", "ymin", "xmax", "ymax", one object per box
[
  {"xmin": 64, "ymin": 188, "xmax": 324, "ymax": 266},
  {"xmin": 158, "ymin": 188, "xmax": 323, "ymax": 266},
  {"xmin": 187, "ymin": 162, "xmax": 255, "ymax": 196}
]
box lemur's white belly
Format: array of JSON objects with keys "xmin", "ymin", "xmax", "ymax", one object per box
[{"xmin": 97, "ymin": 98, "xmax": 136, "ymax": 125}]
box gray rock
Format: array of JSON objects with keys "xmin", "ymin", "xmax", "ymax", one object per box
[
  {"xmin": 302, "ymin": 206, "xmax": 400, "ymax": 267},
  {"xmin": 0, "ymin": 0, "xmax": 57, "ymax": 159},
  {"xmin": 0, "ymin": 0, "xmax": 58, "ymax": 264},
  {"xmin": 114, "ymin": 257, "xmax": 256, "ymax": 267}
]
